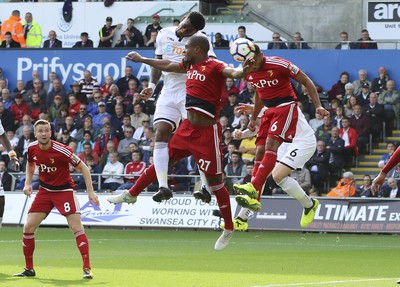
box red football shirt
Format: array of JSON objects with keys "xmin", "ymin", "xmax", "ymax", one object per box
[
  {"xmin": 181, "ymin": 58, "xmax": 227, "ymax": 119},
  {"xmin": 27, "ymin": 140, "xmax": 81, "ymax": 191},
  {"xmin": 246, "ymin": 56, "xmax": 300, "ymax": 102}
]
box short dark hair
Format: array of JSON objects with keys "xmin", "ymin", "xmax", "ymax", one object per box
[
  {"xmin": 187, "ymin": 11, "xmax": 205, "ymax": 31},
  {"xmin": 5, "ymin": 32, "xmax": 11, "ymax": 37},
  {"xmin": 81, "ymin": 32, "xmax": 88, "ymax": 37},
  {"xmin": 238, "ymin": 26, "xmax": 246, "ymax": 31},
  {"xmin": 83, "ymin": 130, "xmax": 92, "ymax": 137}
]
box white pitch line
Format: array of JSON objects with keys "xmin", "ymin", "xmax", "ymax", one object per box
[{"xmin": 251, "ymin": 278, "xmax": 398, "ymax": 287}]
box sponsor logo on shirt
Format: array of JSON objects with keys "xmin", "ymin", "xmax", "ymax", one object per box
[{"xmin": 163, "ymin": 44, "xmax": 184, "ymax": 55}]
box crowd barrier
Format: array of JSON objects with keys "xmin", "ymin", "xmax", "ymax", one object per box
[{"xmin": 4, "ymin": 192, "xmax": 400, "ymax": 233}]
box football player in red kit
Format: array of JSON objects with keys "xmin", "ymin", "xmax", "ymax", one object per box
[
  {"xmin": 14, "ymin": 119, "xmax": 99, "ymax": 279},
  {"xmin": 108, "ymin": 35, "xmax": 252, "ymax": 250}
]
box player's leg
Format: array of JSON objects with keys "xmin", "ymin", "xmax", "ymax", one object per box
[
  {"xmin": 192, "ymin": 170, "xmax": 212, "ymax": 203},
  {"xmin": 66, "ymin": 213, "xmax": 93, "ymax": 279},
  {"xmin": 14, "ymin": 212, "xmax": 46, "ymax": 277},
  {"xmin": 153, "ymin": 121, "xmax": 173, "ymax": 190}
]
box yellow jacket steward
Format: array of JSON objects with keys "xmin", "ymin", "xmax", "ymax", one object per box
[
  {"xmin": 0, "ymin": 15, "xmax": 26, "ymax": 48},
  {"xmin": 21, "ymin": 19, "xmax": 43, "ymax": 48}
]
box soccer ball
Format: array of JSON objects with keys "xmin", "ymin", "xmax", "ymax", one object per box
[{"xmin": 229, "ymin": 38, "xmax": 256, "ymax": 63}]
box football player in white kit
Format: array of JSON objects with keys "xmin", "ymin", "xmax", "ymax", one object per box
[
  {"xmin": 139, "ymin": 11, "xmax": 216, "ymax": 202},
  {"xmin": 0, "ymin": 119, "xmax": 19, "ymax": 227}
]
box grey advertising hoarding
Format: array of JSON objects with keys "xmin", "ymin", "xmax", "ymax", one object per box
[{"xmin": 247, "ymin": 197, "xmax": 400, "ymax": 233}]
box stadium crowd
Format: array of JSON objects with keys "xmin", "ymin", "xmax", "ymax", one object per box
[{"xmin": 0, "ymin": 9, "xmax": 398, "ymax": 198}]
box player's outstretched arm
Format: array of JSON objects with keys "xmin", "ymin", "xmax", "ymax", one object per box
[
  {"xmin": 126, "ymin": 51, "xmax": 184, "ymax": 73},
  {"xmin": 222, "ymin": 57, "xmax": 254, "ymax": 79},
  {"xmin": 77, "ymin": 161, "xmax": 99, "ymax": 206}
]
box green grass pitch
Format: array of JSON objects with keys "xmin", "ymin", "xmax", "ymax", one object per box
[{"xmin": 0, "ymin": 227, "xmax": 398, "ymax": 287}]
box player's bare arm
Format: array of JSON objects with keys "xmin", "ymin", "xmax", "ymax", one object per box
[
  {"xmin": 296, "ymin": 71, "xmax": 329, "ymax": 117},
  {"xmin": 140, "ymin": 55, "xmax": 163, "ymax": 101},
  {"xmin": 76, "ymin": 161, "xmax": 99, "ymax": 206},
  {"xmin": 23, "ymin": 161, "xmax": 36, "ymax": 197},
  {"xmin": 371, "ymin": 172, "xmax": 386, "ymax": 195},
  {"xmin": 247, "ymin": 91, "xmax": 263, "ymax": 131},
  {"xmin": 0, "ymin": 132, "xmax": 19, "ymax": 170},
  {"xmin": 222, "ymin": 57, "xmax": 254, "ymax": 79},
  {"xmin": 126, "ymin": 51, "xmax": 184, "ymax": 73}
]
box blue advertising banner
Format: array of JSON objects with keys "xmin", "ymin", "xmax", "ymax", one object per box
[{"xmin": 1, "ymin": 49, "xmax": 400, "ymax": 93}]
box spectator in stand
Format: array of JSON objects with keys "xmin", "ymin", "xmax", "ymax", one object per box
[
  {"xmin": 138, "ymin": 128, "xmax": 154, "ymax": 166},
  {"xmin": 305, "ymin": 140, "xmax": 329, "ymax": 195},
  {"xmin": 325, "ymin": 127, "xmax": 345, "ymax": 181},
  {"xmin": 301, "ymin": 89, "xmax": 317, "ymax": 120},
  {"xmin": 87, "ymin": 90, "xmax": 103, "ymax": 117},
  {"xmin": 76, "ymin": 131, "xmax": 95, "ymax": 155},
  {"xmin": 223, "ymin": 142, "xmax": 238, "ymax": 166},
  {"xmin": 47, "ymin": 95, "xmax": 63, "ymax": 123},
  {"xmin": 145, "ymin": 31, "xmax": 158, "ymax": 47},
  {"xmin": 133, "ymin": 117, "xmax": 150, "ymax": 143},
  {"xmin": 357, "ymin": 82, "xmax": 373, "ymax": 106},
  {"xmin": 104, "ymin": 85, "xmax": 120, "ymax": 115},
  {"xmin": 352, "ymin": 69, "xmax": 371, "ymax": 95},
  {"xmin": 339, "ymin": 117, "xmax": 358, "ymax": 167},
  {"xmin": 354, "ymin": 29, "xmax": 378, "ymax": 49},
  {"xmin": 228, "ymin": 108, "xmax": 242, "ymax": 130},
  {"xmin": 130, "ymin": 103, "xmax": 149, "ymax": 130},
  {"xmin": 116, "ymin": 29, "xmax": 137, "ymax": 48},
  {"xmin": 117, "ymin": 151, "xmax": 146, "ymax": 190},
  {"xmin": 221, "ymin": 78, "xmax": 240, "ymax": 107},
  {"xmin": 93, "ymin": 122, "xmax": 119, "ymax": 157},
  {"xmin": 21, "ymin": 12, "xmax": 43, "ymax": 48},
  {"xmin": 116, "ymin": 66, "xmax": 139, "ymax": 96},
  {"xmin": 267, "ymin": 32, "xmax": 288, "ymax": 50},
  {"xmin": 378, "ymin": 80, "xmax": 399, "ymax": 137},
  {"xmin": 326, "ymin": 171, "xmax": 355, "ymax": 197},
  {"xmin": 144, "ymin": 14, "xmax": 162, "ymax": 43},
  {"xmin": 16, "ymin": 115, "xmax": 33, "ymax": 139},
  {"xmin": 328, "ymin": 71, "xmax": 349, "ymax": 102},
  {"xmin": 46, "ymin": 79, "xmax": 66, "ymax": 107},
  {"xmin": 100, "ymin": 75, "xmax": 115, "ymax": 99},
  {"xmin": 0, "ymin": 102, "xmax": 13, "ymax": 132},
  {"xmin": 379, "ymin": 177, "xmax": 400, "ymax": 198},
  {"xmin": 75, "ymin": 117, "xmax": 96, "ymax": 143},
  {"xmin": 224, "ymin": 150, "xmax": 247, "ymax": 184},
  {"xmin": 350, "ymin": 104, "xmax": 370, "ymax": 154},
  {"xmin": 121, "ymin": 142, "xmax": 140, "ymax": 165},
  {"xmin": 79, "ymin": 70, "xmax": 99, "ymax": 103},
  {"xmin": 10, "ymin": 94, "xmax": 28, "ymax": 127},
  {"xmin": 237, "ymin": 25, "xmax": 253, "ymax": 41},
  {"xmin": 125, "ymin": 18, "xmax": 144, "ymax": 47},
  {"xmin": 371, "ymin": 66, "xmax": 389, "ymax": 93},
  {"xmin": 73, "ymin": 32, "xmax": 93, "ymax": 48},
  {"xmin": 67, "ymin": 94, "xmax": 81, "ymax": 118},
  {"xmin": 25, "ymin": 70, "xmax": 39, "ymax": 91},
  {"xmin": 173, "ymin": 19, "xmax": 180, "ymax": 26},
  {"xmin": 73, "ymin": 103, "xmax": 89, "ymax": 130},
  {"xmin": 315, "ymin": 115, "xmax": 334, "ymax": 142},
  {"xmin": 101, "ymin": 152, "xmax": 124, "ymax": 191},
  {"xmin": 16, "ymin": 126, "xmax": 34, "ymax": 169},
  {"xmin": 111, "ymin": 104, "xmax": 126, "ymax": 140},
  {"xmin": 58, "ymin": 116, "xmax": 77, "ymax": 140},
  {"xmin": 117, "ymin": 126, "xmax": 137, "ymax": 159},
  {"xmin": 344, "ymin": 95, "xmax": 357, "ymax": 117},
  {"xmin": 0, "ymin": 10, "xmax": 26, "ymax": 48},
  {"xmin": 53, "ymin": 104, "xmax": 69, "ymax": 135},
  {"xmin": 28, "ymin": 93, "xmax": 46, "ymax": 122},
  {"xmin": 92, "ymin": 102, "xmax": 111, "ymax": 130},
  {"xmin": 43, "ymin": 30, "xmax": 62, "ymax": 48},
  {"xmin": 12, "ymin": 80, "xmax": 26, "ymax": 99},
  {"xmin": 308, "ymin": 112, "xmax": 324, "ymax": 132},
  {"xmin": 378, "ymin": 142, "xmax": 396, "ymax": 170},
  {"xmin": 222, "ymin": 127, "xmax": 241, "ymax": 156},
  {"xmin": 98, "ymin": 16, "xmax": 122, "ymax": 48},
  {"xmin": 220, "ymin": 92, "xmax": 238, "ymax": 119},
  {"xmin": 213, "ymin": 32, "xmax": 229, "ymax": 47},
  {"xmin": 238, "ymin": 81, "xmax": 255, "ymax": 104},
  {"xmin": 288, "ymin": 32, "xmax": 311, "ymax": 49},
  {"xmin": 1, "ymin": 89, "xmax": 13, "ymax": 109},
  {"xmin": 43, "ymin": 71, "xmax": 58, "ymax": 95},
  {"xmin": 363, "ymin": 92, "xmax": 384, "ymax": 147},
  {"xmin": 342, "ymin": 83, "xmax": 355, "ymax": 106},
  {"xmin": 238, "ymin": 134, "xmax": 256, "ymax": 165},
  {"xmin": 0, "ymin": 31, "xmax": 21, "ymax": 48},
  {"xmin": 58, "ymin": 129, "xmax": 75, "ymax": 146},
  {"xmin": 77, "ymin": 142, "xmax": 100, "ymax": 184},
  {"xmin": 335, "ymin": 31, "xmax": 355, "ymax": 50},
  {"xmin": 125, "ymin": 78, "xmax": 138, "ymax": 101},
  {"xmin": 332, "ymin": 106, "xmax": 345, "ymax": 128},
  {"xmin": 356, "ymin": 175, "xmax": 375, "ymax": 197},
  {"xmin": 274, "ymin": 168, "xmax": 312, "ymax": 195}
]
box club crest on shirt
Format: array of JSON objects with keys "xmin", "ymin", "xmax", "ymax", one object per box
[
  {"xmin": 49, "ymin": 158, "xmax": 55, "ymax": 164},
  {"xmin": 201, "ymin": 66, "xmax": 206, "ymax": 71},
  {"xmin": 267, "ymin": 70, "xmax": 273, "ymax": 77}
]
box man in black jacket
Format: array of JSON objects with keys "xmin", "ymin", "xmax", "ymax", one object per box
[
  {"xmin": 43, "ymin": 30, "xmax": 62, "ymax": 48},
  {"xmin": 305, "ymin": 141, "xmax": 329, "ymax": 194},
  {"xmin": 0, "ymin": 32, "xmax": 21, "ymax": 48},
  {"xmin": 354, "ymin": 29, "xmax": 378, "ymax": 49},
  {"xmin": 73, "ymin": 32, "xmax": 93, "ymax": 48}
]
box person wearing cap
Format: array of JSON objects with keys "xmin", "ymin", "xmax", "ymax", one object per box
[
  {"xmin": 98, "ymin": 16, "xmax": 122, "ymax": 48},
  {"xmin": 352, "ymin": 69, "xmax": 371, "ymax": 95},
  {"xmin": 10, "ymin": 93, "xmax": 29, "ymax": 126},
  {"xmin": 356, "ymin": 81, "xmax": 371, "ymax": 106},
  {"xmin": 92, "ymin": 101, "xmax": 111, "ymax": 129},
  {"xmin": 67, "ymin": 81, "xmax": 86, "ymax": 104},
  {"xmin": 73, "ymin": 32, "xmax": 94, "ymax": 48},
  {"xmin": 144, "ymin": 14, "xmax": 162, "ymax": 43}
]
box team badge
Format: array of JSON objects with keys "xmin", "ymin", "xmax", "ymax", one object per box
[
  {"xmin": 201, "ymin": 65, "xmax": 206, "ymax": 71},
  {"xmin": 267, "ymin": 70, "xmax": 273, "ymax": 77},
  {"xmin": 49, "ymin": 158, "xmax": 55, "ymax": 164}
]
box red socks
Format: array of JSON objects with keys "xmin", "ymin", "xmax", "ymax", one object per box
[
  {"xmin": 128, "ymin": 165, "xmax": 157, "ymax": 196},
  {"xmin": 251, "ymin": 150, "xmax": 277, "ymax": 193},
  {"xmin": 22, "ymin": 232, "xmax": 35, "ymax": 270},
  {"xmin": 75, "ymin": 230, "xmax": 90, "ymax": 270},
  {"xmin": 210, "ymin": 183, "xmax": 233, "ymax": 230}
]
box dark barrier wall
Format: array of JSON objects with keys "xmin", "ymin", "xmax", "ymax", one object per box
[{"xmin": 1, "ymin": 49, "xmax": 399, "ymax": 92}]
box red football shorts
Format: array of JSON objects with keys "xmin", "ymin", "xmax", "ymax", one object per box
[
  {"xmin": 29, "ymin": 188, "xmax": 80, "ymax": 215},
  {"xmin": 256, "ymin": 102, "xmax": 298, "ymax": 146},
  {"xmin": 169, "ymin": 119, "xmax": 223, "ymax": 175}
]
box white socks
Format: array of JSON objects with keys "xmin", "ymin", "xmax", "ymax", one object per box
[
  {"xmin": 154, "ymin": 142, "xmax": 169, "ymax": 188},
  {"xmin": 237, "ymin": 208, "xmax": 252, "ymax": 221},
  {"xmin": 276, "ymin": 176, "xmax": 313, "ymax": 208}
]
